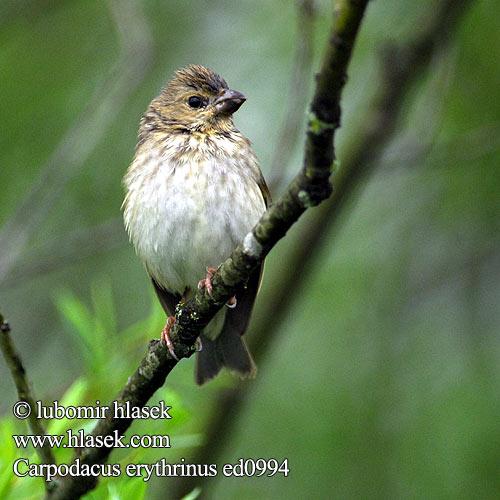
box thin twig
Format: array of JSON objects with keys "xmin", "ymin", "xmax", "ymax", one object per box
[
  {"xmin": 268, "ymin": 0, "xmax": 316, "ymax": 192},
  {"xmin": 46, "ymin": 2, "xmax": 371, "ymax": 498},
  {"xmin": 0, "ymin": 311, "xmax": 58, "ymax": 494}
]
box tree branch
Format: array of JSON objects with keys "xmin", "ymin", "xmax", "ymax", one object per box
[
  {"xmin": 0, "ymin": 312, "xmax": 58, "ymax": 494},
  {"xmin": 171, "ymin": 0, "xmax": 474, "ymax": 495},
  {"xmin": 46, "ymin": 1, "xmax": 370, "ymax": 498},
  {"xmin": 166, "ymin": 0, "xmax": 369, "ymax": 352}
]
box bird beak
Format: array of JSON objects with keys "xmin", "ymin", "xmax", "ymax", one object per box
[{"xmin": 214, "ymin": 89, "xmax": 246, "ymax": 115}]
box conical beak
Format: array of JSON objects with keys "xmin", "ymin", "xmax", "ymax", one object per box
[{"xmin": 214, "ymin": 89, "xmax": 246, "ymax": 115}]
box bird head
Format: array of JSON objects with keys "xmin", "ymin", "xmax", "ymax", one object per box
[{"xmin": 143, "ymin": 65, "xmax": 246, "ymax": 136}]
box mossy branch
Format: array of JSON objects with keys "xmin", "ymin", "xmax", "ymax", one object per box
[{"xmin": 47, "ymin": 1, "xmax": 370, "ymax": 498}]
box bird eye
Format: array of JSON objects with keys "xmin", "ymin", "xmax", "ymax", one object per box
[{"xmin": 187, "ymin": 96, "xmax": 203, "ymax": 108}]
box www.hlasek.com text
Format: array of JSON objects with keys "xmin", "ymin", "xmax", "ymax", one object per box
[{"xmin": 13, "ymin": 428, "xmax": 171, "ymax": 450}]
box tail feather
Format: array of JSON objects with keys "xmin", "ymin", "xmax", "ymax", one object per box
[
  {"xmin": 194, "ymin": 334, "xmax": 221, "ymax": 385},
  {"xmin": 195, "ymin": 330, "xmax": 256, "ymax": 386},
  {"xmin": 194, "ymin": 264, "xmax": 262, "ymax": 385},
  {"xmin": 216, "ymin": 328, "xmax": 256, "ymax": 376}
]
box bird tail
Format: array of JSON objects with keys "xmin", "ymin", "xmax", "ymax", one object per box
[
  {"xmin": 194, "ymin": 264, "xmax": 263, "ymax": 385},
  {"xmin": 194, "ymin": 328, "xmax": 256, "ymax": 386}
]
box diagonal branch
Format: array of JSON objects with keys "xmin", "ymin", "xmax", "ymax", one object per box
[
  {"xmin": 168, "ymin": 0, "xmax": 369, "ymax": 352},
  {"xmin": 172, "ymin": 0, "xmax": 474, "ymax": 495},
  {"xmin": 47, "ymin": 1, "xmax": 370, "ymax": 498}
]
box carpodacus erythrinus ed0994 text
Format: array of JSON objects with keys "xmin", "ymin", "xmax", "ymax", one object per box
[{"xmin": 122, "ymin": 65, "xmax": 270, "ymax": 385}]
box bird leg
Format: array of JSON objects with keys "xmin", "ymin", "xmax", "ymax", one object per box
[{"xmin": 161, "ymin": 316, "xmax": 179, "ymax": 361}]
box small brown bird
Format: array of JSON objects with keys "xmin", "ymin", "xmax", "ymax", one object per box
[{"xmin": 122, "ymin": 65, "xmax": 270, "ymax": 385}]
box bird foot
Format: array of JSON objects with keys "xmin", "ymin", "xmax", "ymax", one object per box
[
  {"xmin": 161, "ymin": 316, "xmax": 179, "ymax": 361},
  {"xmin": 196, "ymin": 337, "xmax": 203, "ymax": 352},
  {"xmin": 197, "ymin": 266, "xmax": 217, "ymax": 298},
  {"xmin": 226, "ymin": 296, "xmax": 237, "ymax": 308}
]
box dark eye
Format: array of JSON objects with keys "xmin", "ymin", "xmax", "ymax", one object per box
[{"xmin": 188, "ymin": 96, "xmax": 203, "ymax": 108}]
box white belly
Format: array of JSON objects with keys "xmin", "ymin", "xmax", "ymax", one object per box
[{"xmin": 123, "ymin": 146, "xmax": 266, "ymax": 295}]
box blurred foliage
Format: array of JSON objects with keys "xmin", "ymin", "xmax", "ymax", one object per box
[
  {"xmin": 1, "ymin": 288, "xmax": 197, "ymax": 498},
  {"xmin": 1, "ymin": 0, "xmax": 499, "ymax": 499}
]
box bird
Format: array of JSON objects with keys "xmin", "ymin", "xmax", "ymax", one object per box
[{"xmin": 122, "ymin": 65, "xmax": 270, "ymax": 385}]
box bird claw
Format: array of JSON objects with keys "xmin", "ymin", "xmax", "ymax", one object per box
[
  {"xmin": 198, "ymin": 266, "xmax": 217, "ymax": 299},
  {"xmin": 161, "ymin": 317, "xmax": 179, "ymax": 361},
  {"xmin": 196, "ymin": 337, "xmax": 203, "ymax": 352},
  {"xmin": 226, "ymin": 296, "xmax": 237, "ymax": 309}
]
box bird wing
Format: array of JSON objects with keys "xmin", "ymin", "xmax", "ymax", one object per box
[
  {"xmin": 220, "ymin": 260, "xmax": 264, "ymax": 338},
  {"xmin": 257, "ymin": 170, "xmax": 272, "ymax": 209},
  {"xmin": 221, "ymin": 170, "xmax": 271, "ymax": 337}
]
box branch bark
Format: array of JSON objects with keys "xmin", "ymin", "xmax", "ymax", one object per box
[
  {"xmin": 46, "ymin": 1, "xmax": 370, "ymax": 498},
  {"xmin": 0, "ymin": 312, "xmax": 58, "ymax": 494}
]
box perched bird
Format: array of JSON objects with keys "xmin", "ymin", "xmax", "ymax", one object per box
[{"xmin": 123, "ymin": 65, "xmax": 270, "ymax": 385}]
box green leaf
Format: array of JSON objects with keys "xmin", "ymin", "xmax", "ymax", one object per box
[
  {"xmin": 46, "ymin": 377, "xmax": 89, "ymax": 434},
  {"xmin": 91, "ymin": 278, "xmax": 117, "ymax": 343},
  {"xmin": 181, "ymin": 487, "xmax": 202, "ymax": 500},
  {"xmin": 54, "ymin": 289, "xmax": 95, "ymax": 363}
]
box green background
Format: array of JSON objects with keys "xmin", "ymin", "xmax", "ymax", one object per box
[{"xmin": 1, "ymin": 0, "xmax": 499, "ymax": 499}]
